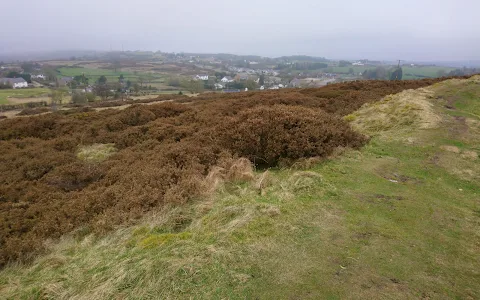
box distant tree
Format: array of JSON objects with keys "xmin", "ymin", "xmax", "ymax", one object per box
[
  {"xmin": 126, "ymin": 80, "xmax": 132, "ymax": 89},
  {"xmin": 97, "ymin": 75, "xmax": 107, "ymax": 85},
  {"xmin": 44, "ymin": 68, "xmax": 58, "ymax": 81},
  {"xmin": 178, "ymin": 91, "xmax": 183, "ymax": 95},
  {"xmin": 71, "ymin": 92, "xmax": 87, "ymax": 104},
  {"xmin": 259, "ymin": 74, "xmax": 265, "ymax": 86},
  {"xmin": 436, "ymin": 70, "xmax": 447, "ymax": 77},
  {"xmin": 182, "ymin": 80, "xmax": 204, "ymax": 94},
  {"xmin": 138, "ymin": 76, "xmax": 146, "ymax": 87},
  {"xmin": 245, "ymin": 79, "xmax": 258, "ymax": 90},
  {"xmin": 94, "ymin": 84, "xmax": 112, "ymax": 100},
  {"xmin": 390, "ymin": 67, "xmax": 403, "ymax": 80},
  {"xmin": 363, "ymin": 67, "xmax": 388, "ymax": 80},
  {"xmin": 338, "ymin": 60, "xmax": 352, "ymax": 67},
  {"xmin": 168, "ymin": 77, "xmax": 182, "ymax": 87},
  {"xmin": 348, "ymin": 68, "xmax": 354, "ymax": 75},
  {"xmin": 21, "ymin": 62, "xmax": 35, "ymax": 73},
  {"xmin": 215, "ymin": 71, "xmax": 227, "ymax": 79},
  {"xmin": 67, "ymin": 80, "xmax": 78, "ymax": 89},
  {"xmin": 73, "ymin": 75, "xmax": 88, "ymax": 85},
  {"xmin": 119, "ymin": 74, "xmax": 124, "ymax": 82},
  {"xmin": 6, "ymin": 71, "xmax": 21, "ymax": 78},
  {"xmin": 133, "ymin": 83, "xmax": 141, "ymax": 94},
  {"xmin": 86, "ymin": 92, "xmax": 96, "ymax": 102},
  {"xmin": 20, "ymin": 73, "xmax": 31, "ymax": 83},
  {"xmin": 0, "ymin": 82, "xmax": 12, "ymax": 89},
  {"xmin": 50, "ymin": 89, "xmax": 66, "ymax": 109}
]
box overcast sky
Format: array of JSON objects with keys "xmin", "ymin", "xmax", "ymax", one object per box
[{"xmin": 1, "ymin": 0, "xmax": 479, "ymax": 61}]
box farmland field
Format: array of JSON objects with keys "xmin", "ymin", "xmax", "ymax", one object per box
[
  {"xmin": 0, "ymin": 88, "xmax": 51, "ymax": 105},
  {"xmin": 56, "ymin": 67, "xmax": 166, "ymax": 84},
  {"xmin": 331, "ymin": 65, "xmax": 456, "ymax": 79},
  {"xmin": 402, "ymin": 66, "xmax": 456, "ymax": 79}
]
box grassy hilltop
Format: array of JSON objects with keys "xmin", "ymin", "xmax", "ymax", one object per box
[{"xmin": 0, "ymin": 77, "xmax": 479, "ymax": 299}]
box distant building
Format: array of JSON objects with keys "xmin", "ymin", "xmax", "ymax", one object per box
[
  {"xmin": 290, "ymin": 78, "xmax": 302, "ymax": 87},
  {"xmin": 221, "ymin": 76, "xmax": 234, "ymax": 83},
  {"xmin": 235, "ymin": 73, "xmax": 249, "ymax": 81},
  {"xmin": 214, "ymin": 83, "xmax": 224, "ymax": 90},
  {"xmin": 0, "ymin": 77, "xmax": 28, "ymax": 89},
  {"xmin": 195, "ymin": 74, "xmax": 209, "ymax": 81},
  {"xmin": 58, "ymin": 77, "xmax": 73, "ymax": 86},
  {"xmin": 31, "ymin": 74, "xmax": 46, "ymax": 80},
  {"xmin": 352, "ymin": 62, "xmax": 364, "ymax": 66}
]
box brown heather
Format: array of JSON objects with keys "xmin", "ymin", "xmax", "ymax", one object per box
[{"xmin": 0, "ymin": 77, "xmax": 455, "ymax": 266}]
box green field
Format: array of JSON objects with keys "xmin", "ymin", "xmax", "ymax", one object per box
[
  {"xmin": 57, "ymin": 67, "xmax": 167, "ymax": 85},
  {"xmin": 402, "ymin": 66, "xmax": 456, "ymax": 79},
  {"xmin": 331, "ymin": 65, "xmax": 456, "ymax": 79},
  {"xmin": 1, "ymin": 77, "xmax": 479, "ymax": 298},
  {"xmin": 0, "ymin": 88, "xmax": 51, "ymax": 105}
]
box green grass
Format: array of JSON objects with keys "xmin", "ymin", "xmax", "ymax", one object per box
[
  {"xmin": 402, "ymin": 66, "xmax": 456, "ymax": 79},
  {"xmin": 56, "ymin": 67, "xmax": 166, "ymax": 85},
  {"xmin": 0, "ymin": 77, "xmax": 479, "ymax": 299},
  {"xmin": 0, "ymin": 88, "xmax": 51, "ymax": 105}
]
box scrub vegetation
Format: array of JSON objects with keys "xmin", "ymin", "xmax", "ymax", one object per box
[{"xmin": 0, "ymin": 76, "xmax": 478, "ymax": 299}]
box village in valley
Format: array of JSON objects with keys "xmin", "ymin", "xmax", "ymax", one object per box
[{"xmin": 0, "ymin": 50, "xmax": 475, "ymax": 116}]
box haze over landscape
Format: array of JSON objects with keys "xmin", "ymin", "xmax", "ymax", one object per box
[{"xmin": 1, "ymin": 0, "xmax": 480, "ymax": 61}]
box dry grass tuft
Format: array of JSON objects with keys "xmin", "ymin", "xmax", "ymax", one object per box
[
  {"xmin": 440, "ymin": 145, "xmax": 461, "ymax": 153},
  {"xmin": 76, "ymin": 143, "xmax": 117, "ymax": 162},
  {"xmin": 254, "ymin": 171, "xmax": 272, "ymax": 195},
  {"xmin": 461, "ymin": 150, "xmax": 478, "ymax": 160},
  {"xmin": 226, "ymin": 158, "xmax": 255, "ymax": 182},
  {"xmin": 349, "ymin": 88, "xmax": 441, "ymax": 136}
]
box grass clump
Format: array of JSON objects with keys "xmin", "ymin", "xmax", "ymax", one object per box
[{"xmin": 76, "ymin": 143, "xmax": 117, "ymax": 162}]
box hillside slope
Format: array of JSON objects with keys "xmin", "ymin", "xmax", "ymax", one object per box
[{"xmin": 1, "ymin": 77, "xmax": 479, "ymax": 299}]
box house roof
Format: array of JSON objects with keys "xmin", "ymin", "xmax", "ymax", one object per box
[{"xmin": 0, "ymin": 77, "xmax": 27, "ymax": 84}]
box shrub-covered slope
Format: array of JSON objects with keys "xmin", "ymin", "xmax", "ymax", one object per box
[{"xmin": 0, "ymin": 78, "xmax": 456, "ymax": 265}]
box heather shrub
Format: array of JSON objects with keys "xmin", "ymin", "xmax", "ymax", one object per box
[
  {"xmin": 216, "ymin": 105, "xmax": 367, "ymax": 167},
  {"xmin": 0, "ymin": 77, "xmax": 453, "ymax": 266}
]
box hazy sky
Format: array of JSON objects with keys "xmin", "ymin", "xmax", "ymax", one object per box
[{"xmin": 1, "ymin": 0, "xmax": 479, "ymax": 61}]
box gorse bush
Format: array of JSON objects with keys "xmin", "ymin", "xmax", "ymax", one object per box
[{"xmin": 0, "ymin": 77, "xmax": 453, "ymax": 266}]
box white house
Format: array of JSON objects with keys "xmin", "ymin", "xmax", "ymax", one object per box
[
  {"xmin": 0, "ymin": 77, "xmax": 28, "ymax": 89},
  {"xmin": 214, "ymin": 83, "xmax": 224, "ymax": 90},
  {"xmin": 221, "ymin": 76, "xmax": 234, "ymax": 83},
  {"xmin": 195, "ymin": 75, "xmax": 209, "ymax": 81},
  {"xmin": 31, "ymin": 74, "xmax": 46, "ymax": 80},
  {"xmin": 352, "ymin": 62, "xmax": 364, "ymax": 66}
]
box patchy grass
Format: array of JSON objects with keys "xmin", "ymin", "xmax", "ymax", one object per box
[
  {"xmin": 0, "ymin": 77, "xmax": 479, "ymax": 299},
  {"xmin": 76, "ymin": 143, "xmax": 117, "ymax": 162},
  {"xmin": 0, "ymin": 88, "xmax": 50, "ymax": 105}
]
